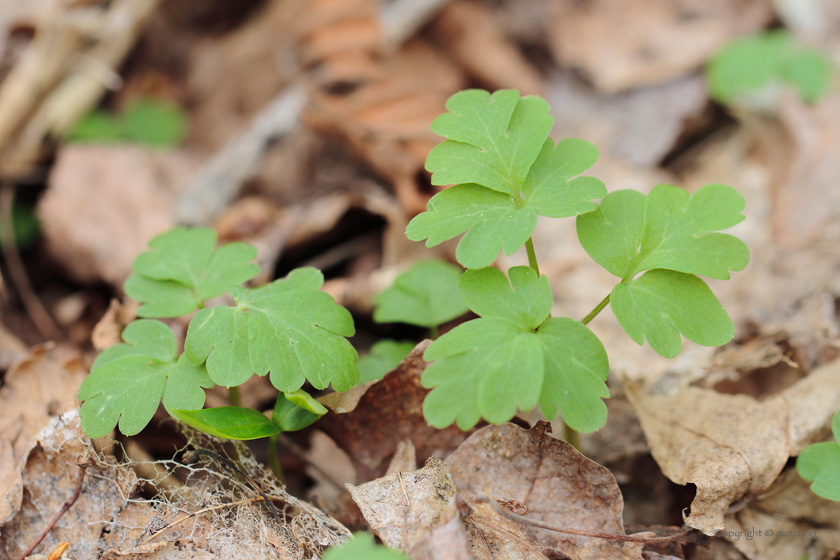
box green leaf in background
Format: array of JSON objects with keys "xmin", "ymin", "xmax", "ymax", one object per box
[
  {"xmin": 78, "ymin": 320, "xmax": 213, "ymax": 438},
  {"xmin": 426, "ymin": 89, "xmax": 553, "ymax": 195},
  {"xmin": 271, "ymin": 389, "xmax": 328, "ymax": 432},
  {"xmin": 577, "ymin": 184, "xmax": 749, "ymax": 280},
  {"xmin": 172, "ymin": 406, "xmax": 280, "ymax": 440},
  {"xmin": 373, "ymin": 260, "xmax": 468, "ymax": 327},
  {"xmin": 797, "ymin": 410, "xmax": 840, "ymax": 502},
  {"xmin": 185, "ymin": 267, "xmax": 358, "ymax": 392},
  {"xmin": 707, "ymin": 30, "xmax": 834, "ymax": 106},
  {"xmin": 125, "ymin": 227, "xmax": 259, "ymax": 318},
  {"xmin": 357, "ymin": 340, "xmax": 414, "ymax": 384},
  {"xmin": 122, "ymin": 98, "xmax": 189, "ymax": 147},
  {"xmin": 421, "ymin": 266, "xmax": 609, "ymax": 431},
  {"xmin": 67, "ymin": 97, "xmax": 188, "ymax": 147},
  {"xmin": 610, "ymin": 270, "xmax": 735, "ymax": 358},
  {"xmin": 0, "ymin": 203, "xmax": 40, "ymax": 249},
  {"xmin": 322, "ymin": 533, "xmax": 407, "ymax": 560}
]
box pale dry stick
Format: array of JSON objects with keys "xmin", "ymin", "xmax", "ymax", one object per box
[
  {"xmin": 0, "ymin": 184, "xmax": 61, "ymax": 340},
  {"xmin": 476, "ymin": 494, "xmax": 692, "ymax": 545},
  {"xmin": 16, "ymin": 463, "xmax": 88, "ymax": 560},
  {"xmin": 380, "ymin": 0, "xmax": 453, "ymax": 46}
]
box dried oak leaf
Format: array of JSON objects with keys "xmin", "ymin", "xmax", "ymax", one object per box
[
  {"xmin": 446, "ymin": 422, "xmax": 644, "ymax": 560},
  {"xmin": 0, "ymin": 344, "xmax": 87, "ymax": 524},
  {"xmin": 317, "ymin": 341, "xmax": 476, "ymax": 481},
  {"xmin": 347, "ymin": 457, "xmax": 456, "ymax": 550}
]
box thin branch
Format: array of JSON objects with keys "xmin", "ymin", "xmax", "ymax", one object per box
[
  {"xmin": 477, "ymin": 494, "xmax": 692, "ymax": 545},
  {"xmin": 16, "ymin": 463, "xmax": 88, "ymax": 560}
]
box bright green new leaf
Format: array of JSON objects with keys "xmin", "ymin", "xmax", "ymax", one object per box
[
  {"xmin": 409, "ymin": 127, "xmax": 605, "ymax": 269},
  {"xmin": 796, "ymin": 410, "xmax": 840, "ymax": 502},
  {"xmin": 536, "ymin": 317, "xmax": 609, "ymax": 433},
  {"xmin": 357, "ymin": 340, "xmax": 414, "ymax": 384},
  {"xmin": 577, "ymin": 184, "xmax": 749, "ymax": 281},
  {"xmin": 610, "ymin": 270, "xmax": 735, "ymax": 358},
  {"xmin": 78, "ymin": 320, "xmax": 213, "ymax": 438},
  {"xmin": 66, "ymin": 111, "xmax": 126, "ymax": 144},
  {"xmin": 373, "ymin": 260, "xmax": 468, "ymax": 327},
  {"xmin": 322, "ymin": 533, "xmax": 407, "ymax": 560},
  {"xmin": 172, "ymin": 407, "xmax": 280, "ymax": 440},
  {"xmin": 426, "ymin": 89, "xmax": 553, "ymax": 195},
  {"xmin": 707, "ymin": 30, "xmax": 833, "ymax": 106},
  {"xmin": 122, "ymin": 98, "xmax": 189, "ymax": 147},
  {"xmin": 272, "ymin": 390, "xmax": 328, "ymax": 432},
  {"xmin": 125, "ymin": 227, "xmax": 259, "ymax": 318},
  {"xmin": 422, "ymin": 266, "xmax": 608, "ymax": 431},
  {"xmin": 185, "ymin": 267, "xmax": 358, "ymax": 392}
]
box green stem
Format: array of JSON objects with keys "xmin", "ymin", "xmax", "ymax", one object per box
[
  {"xmin": 267, "ymin": 434, "xmax": 285, "ymax": 482},
  {"xmin": 429, "ymin": 324, "xmax": 439, "ymax": 340},
  {"xmin": 525, "ymin": 238, "xmax": 540, "ymax": 276},
  {"xmin": 228, "ymin": 386, "xmax": 241, "ymax": 407},
  {"xmin": 564, "ymin": 422, "xmax": 581, "ymax": 451},
  {"xmin": 582, "ymin": 294, "xmax": 610, "ymax": 325}
]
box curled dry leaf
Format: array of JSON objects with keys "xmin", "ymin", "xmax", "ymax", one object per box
[
  {"xmin": 627, "ymin": 356, "xmax": 840, "ymax": 536},
  {"xmin": 347, "ymin": 457, "xmax": 456, "ymax": 550},
  {"xmin": 548, "ymin": 0, "xmax": 773, "ymax": 93},
  {"xmin": 0, "ymin": 344, "xmax": 87, "ymax": 524},
  {"xmin": 446, "ymin": 422, "xmax": 640, "ymax": 560},
  {"xmin": 317, "ymin": 341, "xmax": 476, "ymax": 481}
]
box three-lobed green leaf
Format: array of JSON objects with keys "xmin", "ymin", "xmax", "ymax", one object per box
[
  {"xmin": 407, "ymin": 89, "xmax": 606, "ymax": 269},
  {"xmin": 125, "ymin": 227, "xmax": 259, "ymax": 318},
  {"xmin": 185, "ymin": 267, "xmax": 358, "ymax": 392},
  {"xmin": 78, "ymin": 320, "xmax": 213, "ymax": 438},
  {"xmin": 373, "ymin": 260, "xmax": 468, "ymax": 328},
  {"xmin": 797, "ymin": 410, "xmax": 840, "ymax": 502},
  {"xmin": 421, "ymin": 266, "xmax": 608, "ymax": 432}
]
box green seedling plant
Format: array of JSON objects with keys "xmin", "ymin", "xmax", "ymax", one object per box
[
  {"xmin": 407, "ymin": 88, "xmax": 749, "ymax": 440},
  {"xmin": 68, "ymin": 97, "xmax": 189, "ymax": 147},
  {"xmin": 707, "ymin": 30, "xmax": 834, "ymax": 109},
  {"xmin": 322, "ymin": 533, "xmax": 406, "ymax": 560},
  {"xmin": 797, "ymin": 409, "xmax": 840, "ymax": 501},
  {"xmin": 358, "ymin": 259, "xmax": 468, "ymax": 383},
  {"xmin": 77, "ymin": 227, "xmax": 356, "ymax": 480}
]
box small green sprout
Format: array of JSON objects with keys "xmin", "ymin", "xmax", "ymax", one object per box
[
  {"xmin": 797, "ymin": 410, "xmax": 840, "ymax": 502},
  {"xmin": 68, "ymin": 97, "xmax": 189, "ymax": 147},
  {"xmin": 322, "ymin": 533, "xmax": 406, "ymax": 560},
  {"xmin": 707, "ymin": 30, "xmax": 834, "ymax": 107}
]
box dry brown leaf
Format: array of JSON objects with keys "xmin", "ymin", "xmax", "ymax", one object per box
[
  {"xmin": 0, "ymin": 320, "xmax": 26, "ymax": 370},
  {"xmin": 347, "ymin": 457, "xmax": 456, "ymax": 550},
  {"xmin": 432, "ymin": 0, "xmax": 544, "ymax": 95},
  {"xmin": 91, "ymin": 298, "xmax": 139, "ymax": 351},
  {"xmin": 317, "ymin": 341, "xmax": 476, "ymax": 481},
  {"xmin": 408, "ymin": 500, "xmax": 473, "ymax": 560},
  {"xmin": 39, "ymin": 145, "xmax": 197, "ymax": 285},
  {"xmin": 0, "ymin": 410, "xmax": 139, "ymax": 560},
  {"xmin": 446, "ymin": 422, "xmax": 639, "ymax": 560},
  {"xmin": 548, "ymin": 0, "xmax": 772, "ymax": 93},
  {"xmin": 386, "ymin": 440, "xmax": 418, "ymax": 476},
  {"xmin": 102, "ymin": 541, "xmax": 216, "ymax": 560},
  {"xmin": 457, "ymin": 495, "xmax": 548, "ymax": 560},
  {"xmin": 724, "ymin": 469, "xmax": 840, "ymax": 560},
  {"xmin": 0, "ymin": 344, "xmax": 87, "ymax": 524}
]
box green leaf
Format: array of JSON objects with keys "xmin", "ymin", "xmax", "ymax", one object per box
[
  {"xmin": 426, "ymin": 89, "xmax": 553, "ymax": 195},
  {"xmin": 121, "ymin": 98, "xmax": 188, "ymax": 147},
  {"xmin": 707, "ymin": 30, "xmax": 833, "ymax": 106},
  {"xmin": 357, "ymin": 340, "xmax": 414, "ymax": 384},
  {"xmin": 271, "ymin": 390, "xmax": 327, "ymax": 432},
  {"xmin": 536, "ymin": 317, "xmax": 609, "ymax": 433},
  {"xmin": 459, "ymin": 266, "xmax": 552, "ymax": 329},
  {"xmin": 322, "ymin": 533, "xmax": 407, "ymax": 560},
  {"xmin": 66, "ymin": 111, "xmax": 127, "ymax": 144},
  {"xmin": 373, "ymin": 260, "xmax": 468, "ymax": 327},
  {"xmin": 797, "ymin": 441, "xmax": 840, "ymax": 502},
  {"xmin": 126, "ymin": 227, "xmax": 259, "ymax": 318},
  {"xmin": 172, "ymin": 407, "xmax": 280, "ymax": 440},
  {"xmin": 577, "ymin": 184, "xmax": 749, "ymax": 281},
  {"xmin": 408, "ymin": 136, "xmax": 605, "ymax": 270},
  {"xmin": 78, "ymin": 320, "xmax": 213, "ymax": 438},
  {"xmin": 610, "ymin": 270, "xmax": 735, "ymax": 358},
  {"xmin": 185, "ymin": 267, "xmax": 358, "ymax": 392}
]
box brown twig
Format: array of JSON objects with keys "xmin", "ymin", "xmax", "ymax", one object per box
[
  {"xmin": 477, "ymin": 494, "xmax": 692, "ymax": 545},
  {"xmin": 16, "ymin": 463, "xmax": 88, "ymax": 560},
  {"xmin": 0, "ymin": 183, "xmax": 62, "ymax": 340}
]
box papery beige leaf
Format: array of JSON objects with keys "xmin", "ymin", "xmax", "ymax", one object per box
[
  {"xmin": 347, "ymin": 457, "xmax": 455, "ymax": 551},
  {"xmin": 446, "ymin": 422, "xmax": 638, "ymax": 560},
  {"xmin": 408, "ymin": 500, "xmax": 473, "ymax": 560},
  {"xmin": 102, "ymin": 541, "xmax": 216, "ymax": 560},
  {"xmin": 458, "ymin": 495, "xmax": 548, "ymax": 560}
]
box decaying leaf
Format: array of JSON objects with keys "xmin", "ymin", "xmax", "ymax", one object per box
[
  {"xmin": 0, "ymin": 344, "xmax": 87, "ymax": 524},
  {"xmin": 408, "ymin": 501, "xmax": 473, "ymax": 560},
  {"xmin": 317, "ymin": 341, "xmax": 476, "ymax": 481},
  {"xmin": 458, "ymin": 494, "xmax": 548, "ymax": 560},
  {"xmin": 102, "ymin": 540, "xmax": 216, "ymax": 560},
  {"xmin": 347, "ymin": 457, "xmax": 456, "ymax": 550},
  {"xmin": 446, "ymin": 422, "xmax": 640, "ymax": 560}
]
